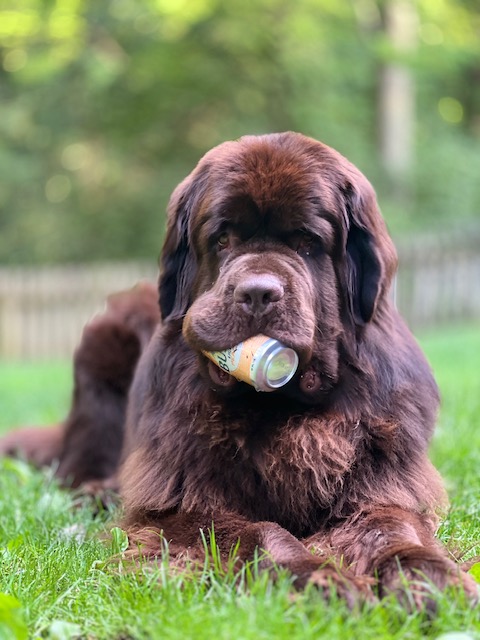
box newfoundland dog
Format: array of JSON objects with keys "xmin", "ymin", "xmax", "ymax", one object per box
[{"xmin": 1, "ymin": 132, "xmax": 477, "ymax": 608}]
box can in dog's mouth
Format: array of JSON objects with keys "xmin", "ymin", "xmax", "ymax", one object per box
[{"xmin": 203, "ymin": 335, "xmax": 299, "ymax": 392}]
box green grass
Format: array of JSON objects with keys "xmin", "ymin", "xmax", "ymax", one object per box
[
  {"xmin": 0, "ymin": 362, "xmax": 72, "ymax": 434},
  {"xmin": 1, "ymin": 326, "xmax": 480, "ymax": 640},
  {"xmin": 417, "ymin": 325, "xmax": 480, "ymax": 568}
]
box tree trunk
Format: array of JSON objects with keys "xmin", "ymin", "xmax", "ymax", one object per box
[{"xmin": 378, "ymin": 0, "xmax": 417, "ymax": 198}]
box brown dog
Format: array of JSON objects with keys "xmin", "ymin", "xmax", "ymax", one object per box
[
  {"xmin": 1, "ymin": 133, "xmax": 477, "ymax": 608},
  {"xmin": 0, "ymin": 281, "xmax": 160, "ymax": 489}
]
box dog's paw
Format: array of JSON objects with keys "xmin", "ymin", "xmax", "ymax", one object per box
[
  {"xmin": 376, "ymin": 546, "xmax": 479, "ymax": 614},
  {"xmin": 71, "ymin": 477, "xmax": 121, "ymax": 513},
  {"xmin": 297, "ymin": 565, "xmax": 375, "ymax": 608}
]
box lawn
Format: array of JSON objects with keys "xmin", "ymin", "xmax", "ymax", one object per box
[{"xmin": 0, "ymin": 326, "xmax": 479, "ymax": 640}]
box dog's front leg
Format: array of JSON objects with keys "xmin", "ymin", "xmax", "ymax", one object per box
[
  {"xmin": 0, "ymin": 423, "xmax": 64, "ymax": 467},
  {"xmin": 306, "ymin": 506, "xmax": 478, "ymax": 611},
  {"xmin": 124, "ymin": 510, "xmax": 369, "ymax": 603}
]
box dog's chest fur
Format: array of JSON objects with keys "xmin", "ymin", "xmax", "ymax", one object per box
[{"xmin": 185, "ymin": 404, "xmax": 362, "ymax": 536}]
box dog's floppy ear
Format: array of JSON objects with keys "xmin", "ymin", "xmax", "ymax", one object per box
[
  {"xmin": 159, "ymin": 166, "xmax": 209, "ymax": 321},
  {"xmin": 342, "ymin": 178, "xmax": 397, "ymax": 325}
]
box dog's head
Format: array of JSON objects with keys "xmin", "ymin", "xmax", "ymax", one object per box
[{"xmin": 159, "ymin": 132, "xmax": 397, "ymax": 402}]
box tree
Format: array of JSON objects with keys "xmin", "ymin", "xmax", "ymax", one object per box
[
  {"xmin": 378, "ymin": 0, "xmax": 417, "ymax": 196},
  {"xmin": 0, "ymin": 0, "xmax": 479, "ymax": 265}
]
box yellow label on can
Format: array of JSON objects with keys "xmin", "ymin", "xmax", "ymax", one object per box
[{"xmin": 203, "ymin": 334, "xmax": 271, "ymax": 386}]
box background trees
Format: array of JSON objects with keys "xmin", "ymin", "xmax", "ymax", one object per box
[{"xmin": 0, "ymin": 0, "xmax": 479, "ymax": 264}]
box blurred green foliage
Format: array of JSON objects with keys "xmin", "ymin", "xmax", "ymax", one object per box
[{"xmin": 0, "ymin": 0, "xmax": 479, "ymax": 264}]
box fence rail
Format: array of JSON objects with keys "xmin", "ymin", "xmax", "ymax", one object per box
[
  {"xmin": 0, "ymin": 262, "xmax": 158, "ymax": 360},
  {"xmin": 0, "ymin": 229, "xmax": 479, "ymax": 360},
  {"xmin": 396, "ymin": 227, "xmax": 480, "ymax": 328}
]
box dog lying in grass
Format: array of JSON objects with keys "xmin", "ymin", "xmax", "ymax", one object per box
[{"xmin": 1, "ymin": 133, "xmax": 478, "ymax": 611}]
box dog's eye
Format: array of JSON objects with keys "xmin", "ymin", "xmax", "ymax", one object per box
[
  {"xmin": 217, "ymin": 232, "xmax": 231, "ymax": 250},
  {"xmin": 295, "ymin": 234, "xmax": 315, "ymax": 257}
]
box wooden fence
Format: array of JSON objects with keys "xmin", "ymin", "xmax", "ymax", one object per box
[
  {"xmin": 395, "ymin": 227, "xmax": 480, "ymax": 328},
  {"xmin": 0, "ymin": 229, "xmax": 479, "ymax": 360},
  {"xmin": 0, "ymin": 262, "xmax": 158, "ymax": 360}
]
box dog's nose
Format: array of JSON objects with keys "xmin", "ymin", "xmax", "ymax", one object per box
[{"xmin": 234, "ymin": 274, "xmax": 284, "ymax": 316}]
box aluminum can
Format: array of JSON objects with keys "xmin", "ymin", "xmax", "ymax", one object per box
[{"xmin": 203, "ymin": 334, "xmax": 299, "ymax": 392}]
